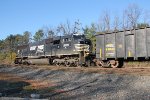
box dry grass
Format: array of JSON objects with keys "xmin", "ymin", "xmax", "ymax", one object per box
[
  {"xmin": 24, "ymin": 80, "xmax": 56, "ymax": 90},
  {"xmin": 0, "ymin": 72, "xmax": 58, "ymax": 95},
  {"xmin": 0, "ymin": 73, "xmax": 26, "ymax": 82}
]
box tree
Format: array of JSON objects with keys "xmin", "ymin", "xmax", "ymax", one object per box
[
  {"xmin": 23, "ymin": 31, "xmax": 31, "ymax": 44},
  {"xmin": 122, "ymin": 10, "xmax": 130, "ymax": 29},
  {"xmin": 47, "ymin": 29, "xmax": 55, "ymax": 38},
  {"xmin": 97, "ymin": 16, "xmax": 106, "ymax": 32},
  {"xmin": 125, "ymin": 4, "xmax": 142, "ymax": 28},
  {"xmin": 0, "ymin": 40, "xmax": 4, "ymax": 51},
  {"xmin": 57, "ymin": 24, "xmax": 67, "ymax": 35},
  {"xmin": 137, "ymin": 23, "xmax": 149, "ymax": 28},
  {"xmin": 57, "ymin": 20, "xmax": 82, "ymax": 36},
  {"xmin": 113, "ymin": 15, "xmax": 120, "ymax": 31},
  {"xmin": 83, "ymin": 23, "xmax": 97, "ymax": 52},
  {"xmin": 97, "ymin": 11, "xmax": 111, "ymax": 32},
  {"xmin": 103, "ymin": 11, "xmax": 111, "ymax": 32},
  {"xmin": 33, "ymin": 29, "xmax": 44, "ymax": 41},
  {"xmin": 4, "ymin": 34, "xmax": 17, "ymax": 61},
  {"xmin": 14, "ymin": 34, "xmax": 24, "ymax": 46},
  {"xmin": 73, "ymin": 20, "xmax": 82, "ymax": 34},
  {"xmin": 5, "ymin": 34, "xmax": 15, "ymax": 50}
]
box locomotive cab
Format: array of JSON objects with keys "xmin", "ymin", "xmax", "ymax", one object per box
[{"xmin": 73, "ymin": 34, "xmax": 91, "ymax": 52}]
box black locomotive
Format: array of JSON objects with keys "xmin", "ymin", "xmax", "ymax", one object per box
[{"xmin": 14, "ymin": 34, "xmax": 94, "ymax": 67}]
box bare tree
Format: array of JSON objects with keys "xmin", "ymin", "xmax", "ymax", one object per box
[
  {"xmin": 125, "ymin": 4, "xmax": 142, "ymax": 28},
  {"xmin": 42, "ymin": 26, "xmax": 56, "ymax": 38},
  {"xmin": 97, "ymin": 11, "xmax": 111, "ymax": 32},
  {"xmin": 103, "ymin": 11, "xmax": 111, "ymax": 32},
  {"xmin": 73, "ymin": 19, "xmax": 82, "ymax": 34},
  {"xmin": 97, "ymin": 16, "xmax": 106, "ymax": 32},
  {"xmin": 113, "ymin": 15, "xmax": 120, "ymax": 31},
  {"xmin": 66, "ymin": 20, "xmax": 71, "ymax": 34},
  {"xmin": 42, "ymin": 26, "xmax": 49, "ymax": 38},
  {"xmin": 57, "ymin": 23, "xmax": 67, "ymax": 35},
  {"xmin": 122, "ymin": 10, "xmax": 127, "ymax": 29},
  {"xmin": 57, "ymin": 19, "xmax": 82, "ymax": 36}
]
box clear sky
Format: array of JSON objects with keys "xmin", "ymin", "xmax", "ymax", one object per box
[{"xmin": 0, "ymin": 0, "xmax": 149, "ymax": 40}]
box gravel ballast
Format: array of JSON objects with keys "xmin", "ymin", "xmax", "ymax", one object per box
[{"xmin": 0, "ymin": 65, "xmax": 150, "ymax": 100}]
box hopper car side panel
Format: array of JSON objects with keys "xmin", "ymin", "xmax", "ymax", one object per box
[{"xmin": 96, "ymin": 27, "xmax": 150, "ymax": 60}]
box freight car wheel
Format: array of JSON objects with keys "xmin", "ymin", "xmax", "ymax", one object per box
[
  {"xmin": 110, "ymin": 61, "xmax": 119, "ymax": 68},
  {"xmin": 106, "ymin": 61, "xmax": 111, "ymax": 68},
  {"xmin": 96, "ymin": 60, "xmax": 103, "ymax": 67}
]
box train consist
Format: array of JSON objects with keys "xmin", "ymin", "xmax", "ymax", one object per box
[{"xmin": 15, "ymin": 27, "xmax": 150, "ymax": 68}]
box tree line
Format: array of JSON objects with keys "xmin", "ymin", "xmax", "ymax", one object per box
[{"xmin": 0, "ymin": 4, "xmax": 150, "ymax": 63}]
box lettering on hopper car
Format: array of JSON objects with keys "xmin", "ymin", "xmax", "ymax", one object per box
[
  {"xmin": 106, "ymin": 53, "xmax": 115, "ymax": 57},
  {"xmin": 105, "ymin": 44, "xmax": 115, "ymax": 57},
  {"xmin": 105, "ymin": 48, "xmax": 115, "ymax": 51},
  {"xmin": 105, "ymin": 44, "xmax": 115, "ymax": 48}
]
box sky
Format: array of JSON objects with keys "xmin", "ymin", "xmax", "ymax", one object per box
[{"xmin": 0, "ymin": 0, "xmax": 149, "ymax": 40}]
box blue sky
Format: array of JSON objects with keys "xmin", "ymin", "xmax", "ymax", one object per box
[{"xmin": 0, "ymin": 0, "xmax": 149, "ymax": 40}]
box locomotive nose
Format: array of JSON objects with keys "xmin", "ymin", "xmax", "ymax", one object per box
[
  {"xmin": 74, "ymin": 40, "xmax": 90, "ymax": 52},
  {"xmin": 78, "ymin": 40, "xmax": 84, "ymax": 44}
]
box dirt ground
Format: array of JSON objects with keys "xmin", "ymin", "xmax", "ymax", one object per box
[
  {"xmin": 0, "ymin": 64, "xmax": 150, "ymax": 99},
  {"xmin": 13, "ymin": 64, "xmax": 150, "ymax": 76}
]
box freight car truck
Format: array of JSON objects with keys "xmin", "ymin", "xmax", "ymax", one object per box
[{"xmin": 95, "ymin": 27, "xmax": 150, "ymax": 68}]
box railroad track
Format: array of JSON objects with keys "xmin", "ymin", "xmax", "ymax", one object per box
[{"xmin": 2, "ymin": 63, "xmax": 150, "ymax": 76}]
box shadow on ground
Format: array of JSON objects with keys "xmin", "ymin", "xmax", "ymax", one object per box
[{"xmin": 0, "ymin": 80, "xmax": 30, "ymax": 96}]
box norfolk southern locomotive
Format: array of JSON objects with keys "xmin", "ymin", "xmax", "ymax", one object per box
[{"xmin": 14, "ymin": 34, "xmax": 94, "ymax": 67}]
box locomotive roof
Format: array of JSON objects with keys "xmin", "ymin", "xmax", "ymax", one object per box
[{"xmin": 18, "ymin": 34, "xmax": 85, "ymax": 47}]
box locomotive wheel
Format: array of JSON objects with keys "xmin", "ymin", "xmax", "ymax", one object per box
[
  {"xmin": 16, "ymin": 58, "xmax": 22, "ymax": 64},
  {"xmin": 96, "ymin": 60, "xmax": 103, "ymax": 67},
  {"xmin": 75, "ymin": 61, "xmax": 80, "ymax": 67},
  {"xmin": 55, "ymin": 62, "xmax": 61, "ymax": 67},
  {"xmin": 65, "ymin": 61, "xmax": 71, "ymax": 67},
  {"xmin": 22, "ymin": 60, "xmax": 30, "ymax": 65}
]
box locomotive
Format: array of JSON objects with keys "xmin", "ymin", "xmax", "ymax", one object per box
[{"xmin": 14, "ymin": 34, "xmax": 94, "ymax": 67}]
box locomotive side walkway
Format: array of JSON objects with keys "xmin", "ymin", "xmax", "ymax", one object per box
[{"xmin": 0, "ymin": 64, "xmax": 150, "ymax": 99}]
